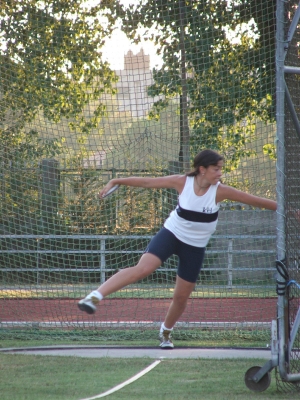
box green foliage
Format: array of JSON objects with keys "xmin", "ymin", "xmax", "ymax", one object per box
[
  {"xmin": 263, "ymin": 143, "xmax": 277, "ymax": 160},
  {"xmin": 0, "ymin": 0, "xmax": 118, "ymax": 153},
  {"xmin": 0, "ymin": 0, "xmax": 121, "ymax": 230},
  {"xmin": 120, "ymin": 0, "xmax": 276, "ymax": 169}
]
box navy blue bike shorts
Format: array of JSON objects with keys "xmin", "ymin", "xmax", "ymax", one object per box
[{"xmin": 144, "ymin": 227, "xmax": 205, "ymax": 283}]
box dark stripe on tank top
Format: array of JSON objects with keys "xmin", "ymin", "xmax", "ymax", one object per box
[{"xmin": 176, "ymin": 204, "xmax": 218, "ymax": 223}]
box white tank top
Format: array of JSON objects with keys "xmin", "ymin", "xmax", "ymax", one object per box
[{"xmin": 164, "ymin": 176, "xmax": 220, "ymax": 247}]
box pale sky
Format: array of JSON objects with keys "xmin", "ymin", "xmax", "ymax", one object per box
[
  {"xmin": 83, "ymin": 0, "xmax": 163, "ymax": 70},
  {"xmin": 101, "ymin": 28, "xmax": 163, "ymax": 71},
  {"xmin": 102, "ymin": 31, "xmax": 162, "ymax": 70}
]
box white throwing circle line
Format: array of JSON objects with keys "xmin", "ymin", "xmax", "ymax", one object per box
[{"xmin": 79, "ymin": 359, "xmax": 161, "ymax": 400}]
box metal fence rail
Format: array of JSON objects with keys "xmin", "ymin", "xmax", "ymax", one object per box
[{"xmin": 0, "ymin": 234, "xmax": 276, "ymax": 287}]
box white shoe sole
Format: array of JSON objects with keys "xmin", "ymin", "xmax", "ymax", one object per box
[
  {"xmin": 159, "ymin": 341, "xmax": 174, "ymax": 349},
  {"xmin": 78, "ymin": 300, "xmax": 96, "ymax": 315}
]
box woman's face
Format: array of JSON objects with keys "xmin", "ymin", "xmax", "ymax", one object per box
[{"xmin": 200, "ymin": 160, "xmax": 223, "ymax": 184}]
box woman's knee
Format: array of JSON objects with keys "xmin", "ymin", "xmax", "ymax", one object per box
[
  {"xmin": 172, "ymin": 292, "xmax": 191, "ymax": 306},
  {"xmin": 129, "ymin": 264, "xmax": 150, "ymax": 280},
  {"xmin": 132, "ymin": 254, "xmax": 162, "ymax": 279},
  {"xmin": 172, "ymin": 277, "xmax": 195, "ymax": 304}
]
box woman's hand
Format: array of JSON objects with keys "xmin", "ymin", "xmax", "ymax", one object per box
[{"xmin": 98, "ymin": 180, "xmax": 116, "ymax": 199}]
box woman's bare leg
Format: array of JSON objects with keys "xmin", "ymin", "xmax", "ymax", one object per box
[
  {"xmin": 96, "ymin": 253, "xmax": 162, "ymax": 297},
  {"xmin": 163, "ymin": 275, "xmax": 195, "ymax": 329},
  {"xmin": 78, "ymin": 253, "xmax": 162, "ymax": 314}
]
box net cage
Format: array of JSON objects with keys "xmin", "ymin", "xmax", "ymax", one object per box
[
  {"xmin": 0, "ymin": 1, "xmax": 278, "ymax": 344},
  {"xmin": 274, "ymin": 0, "xmax": 300, "ymax": 393}
]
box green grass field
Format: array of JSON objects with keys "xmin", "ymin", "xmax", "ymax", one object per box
[
  {"xmin": 0, "ymin": 327, "xmax": 272, "ymax": 349},
  {"xmin": 0, "ymin": 353, "xmax": 292, "ymax": 400},
  {"xmin": 0, "ymin": 281, "xmax": 287, "ymax": 399}
]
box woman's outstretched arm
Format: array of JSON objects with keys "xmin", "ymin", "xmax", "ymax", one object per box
[
  {"xmin": 216, "ymin": 184, "xmax": 277, "ymax": 211},
  {"xmin": 99, "ymin": 175, "xmax": 186, "ymax": 198}
]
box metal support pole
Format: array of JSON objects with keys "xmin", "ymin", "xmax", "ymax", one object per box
[
  {"xmin": 276, "ymin": 0, "xmax": 288, "ymax": 381},
  {"xmin": 284, "ymin": 82, "xmax": 300, "ymax": 141},
  {"xmin": 100, "ymin": 239, "xmax": 106, "ymax": 284},
  {"xmin": 179, "ymin": 0, "xmax": 190, "ymax": 173},
  {"xmin": 227, "ymin": 239, "xmax": 233, "ymax": 288},
  {"xmin": 276, "ymin": 0, "xmax": 300, "ymax": 383}
]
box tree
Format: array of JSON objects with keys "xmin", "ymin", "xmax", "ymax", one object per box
[
  {"xmin": 0, "ymin": 0, "xmax": 119, "ymax": 228},
  {"xmin": 0, "ymin": 0, "xmax": 118, "ymax": 145},
  {"xmin": 117, "ymin": 0, "xmax": 276, "ymax": 171}
]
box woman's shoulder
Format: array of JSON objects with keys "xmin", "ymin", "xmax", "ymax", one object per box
[
  {"xmin": 216, "ymin": 182, "xmax": 230, "ymax": 194},
  {"xmin": 161, "ymin": 174, "xmax": 186, "ymax": 192},
  {"xmin": 175, "ymin": 174, "xmax": 187, "ymax": 192}
]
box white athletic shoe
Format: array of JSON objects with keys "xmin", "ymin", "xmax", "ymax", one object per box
[
  {"xmin": 159, "ymin": 329, "xmax": 174, "ymax": 349},
  {"xmin": 78, "ymin": 292, "xmax": 100, "ymax": 315}
]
